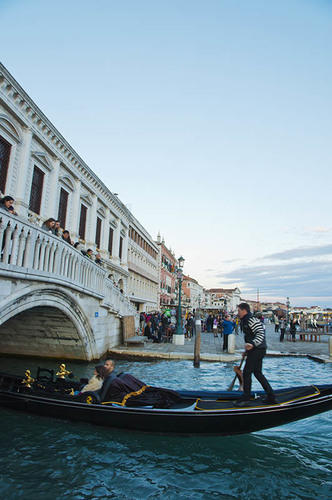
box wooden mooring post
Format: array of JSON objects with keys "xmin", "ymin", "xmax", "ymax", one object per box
[{"xmin": 194, "ymin": 306, "xmax": 201, "ymax": 368}]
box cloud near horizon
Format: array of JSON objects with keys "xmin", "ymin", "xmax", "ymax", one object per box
[{"xmin": 216, "ymin": 244, "xmax": 332, "ymax": 306}]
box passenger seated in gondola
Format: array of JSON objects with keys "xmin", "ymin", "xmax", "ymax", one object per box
[
  {"xmin": 81, "ymin": 364, "xmax": 108, "ymax": 393},
  {"xmin": 100, "ymin": 359, "xmax": 180, "ymax": 408}
]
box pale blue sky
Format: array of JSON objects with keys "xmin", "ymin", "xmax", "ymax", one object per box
[{"xmin": 1, "ymin": 0, "xmax": 332, "ymax": 307}]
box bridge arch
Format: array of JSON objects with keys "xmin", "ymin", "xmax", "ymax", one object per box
[{"xmin": 0, "ymin": 285, "xmax": 98, "ymax": 360}]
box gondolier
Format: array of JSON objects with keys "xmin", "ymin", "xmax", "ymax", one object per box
[{"xmin": 234, "ymin": 303, "xmax": 276, "ymax": 407}]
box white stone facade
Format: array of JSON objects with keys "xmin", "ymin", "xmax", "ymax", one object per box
[
  {"xmin": 207, "ymin": 288, "xmax": 241, "ymax": 313},
  {"xmin": 127, "ymin": 215, "xmax": 159, "ymax": 313},
  {"xmin": 0, "ymin": 63, "xmax": 158, "ymax": 311},
  {"xmin": 183, "ymin": 276, "xmax": 205, "ymax": 311}
]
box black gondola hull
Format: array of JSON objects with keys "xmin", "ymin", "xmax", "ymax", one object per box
[{"xmin": 1, "ymin": 383, "xmax": 332, "ymax": 435}]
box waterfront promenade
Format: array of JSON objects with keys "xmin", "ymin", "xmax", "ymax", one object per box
[{"xmin": 110, "ymin": 322, "xmax": 332, "ymax": 362}]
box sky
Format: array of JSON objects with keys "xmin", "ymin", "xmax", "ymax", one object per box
[{"xmin": 1, "ymin": 0, "xmax": 332, "ymax": 308}]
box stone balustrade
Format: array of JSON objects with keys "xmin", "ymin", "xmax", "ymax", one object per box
[{"xmin": 0, "ymin": 210, "xmax": 136, "ymax": 313}]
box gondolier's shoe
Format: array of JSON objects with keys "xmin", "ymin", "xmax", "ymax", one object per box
[{"xmin": 233, "ymin": 398, "xmax": 251, "ymax": 407}]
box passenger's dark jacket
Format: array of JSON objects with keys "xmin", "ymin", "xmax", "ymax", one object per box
[{"xmin": 241, "ymin": 312, "xmax": 266, "ymax": 349}]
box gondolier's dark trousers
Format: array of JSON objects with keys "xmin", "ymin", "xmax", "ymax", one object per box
[{"xmin": 243, "ymin": 348, "xmax": 274, "ymax": 399}]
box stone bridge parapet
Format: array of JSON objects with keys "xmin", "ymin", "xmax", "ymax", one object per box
[{"xmin": 0, "ymin": 211, "xmax": 138, "ymax": 360}]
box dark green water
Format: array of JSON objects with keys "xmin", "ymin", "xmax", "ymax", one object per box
[{"xmin": 1, "ymin": 357, "xmax": 331, "ymax": 499}]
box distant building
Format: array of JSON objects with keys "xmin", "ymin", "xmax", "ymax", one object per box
[
  {"xmin": 155, "ymin": 234, "xmax": 177, "ymax": 308},
  {"xmin": 127, "ymin": 217, "xmax": 159, "ymax": 313},
  {"xmin": 207, "ymin": 288, "xmax": 241, "ymax": 313},
  {"xmin": 182, "ymin": 275, "xmax": 205, "ymax": 311}
]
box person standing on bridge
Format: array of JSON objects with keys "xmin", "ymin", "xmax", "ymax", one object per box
[
  {"xmin": 41, "ymin": 218, "xmax": 56, "ymax": 234},
  {"xmin": 234, "ymin": 303, "xmax": 276, "ymax": 407},
  {"xmin": 0, "ymin": 195, "xmax": 18, "ymax": 215}
]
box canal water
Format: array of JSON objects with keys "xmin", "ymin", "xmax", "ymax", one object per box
[{"xmin": 0, "ymin": 356, "xmax": 331, "ymax": 499}]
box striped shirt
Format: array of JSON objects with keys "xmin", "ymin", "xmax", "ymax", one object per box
[{"xmin": 242, "ymin": 314, "xmax": 267, "ymax": 348}]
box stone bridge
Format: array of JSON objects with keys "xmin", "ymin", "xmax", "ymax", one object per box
[{"xmin": 0, "ymin": 212, "xmax": 138, "ymax": 360}]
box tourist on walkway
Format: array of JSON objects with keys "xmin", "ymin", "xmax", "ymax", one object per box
[
  {"xmin": 0, "ymin": 195, "xmax": 18, "ymax": 215},
  {"xmin": 206, "ymin": 314, "xmax": 213, "ymax": 333},
  {"xmin": 290, "ymin": 318, "xmax": 297, "ymax": 342},
  {"xmin": 139, "ymin": 312, "xmax": 146, "ymax": 334},
  {"xmin": 274, "ymin": 316, "xmax": 280, "ymax": 332},
  {"xmin": 186, "ymin": 313, "xmax": 195, "ymax": 339},
  {"xmin": 279, "ymin": 317, "xmax": 287, "ymax": 342},
  {"xmin": 222, "ymin": 314, "xmax": 235, "ymax": 352},
  {"xmin": 234, "ymin": 316, "xmax": 239, "ymax": 335},
  {"xmin": 213, "ymin": 317, "xmax": 218, "ymax": 337},
  {"xmin": 234, "ymin": 303, "xmax": 276, "ymax": 407}
]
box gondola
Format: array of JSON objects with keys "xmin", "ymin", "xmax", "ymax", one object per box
[{"xmin": 0, "ymin": 367, "xmax": 331, "ymax": 436}]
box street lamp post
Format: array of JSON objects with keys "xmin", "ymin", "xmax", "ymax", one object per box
[
  {"xmin": 286, "ymin": 297, "xmax": 290, "ymax": 325},
  {"xmin": 173, "ymin": 255, "xmax": 185, "ymax": 345}
]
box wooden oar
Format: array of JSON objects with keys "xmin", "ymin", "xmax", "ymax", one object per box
[{"xmin": 227, "ymin": 352, "xmax": 246, "ymax": 391}]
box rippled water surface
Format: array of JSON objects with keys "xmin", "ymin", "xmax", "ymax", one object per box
[{"xmin": 1, "ymin": 356, "xmax": 332, "ymax": 499}]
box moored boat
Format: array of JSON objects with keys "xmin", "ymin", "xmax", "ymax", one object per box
[{"xmin": 0, "ymin": 367, "xmax": 331, "ymax": 436}]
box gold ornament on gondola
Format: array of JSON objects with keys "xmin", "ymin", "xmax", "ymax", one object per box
[
  {"xmin": 56, "ymin": 363, "xmax": 71, "ymax": 379},
  {"xmin": 21, "ymin": 369, "xmax": 35, "ymax": 388}
]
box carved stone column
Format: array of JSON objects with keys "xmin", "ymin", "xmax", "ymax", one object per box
[
  {"xmin": 70, "ymin": 178, "xmax": 81, "ymax": 239},
  {"xmin": 86, "ymin": 193, "xmax": 97, "ymax": 249},
  {"xmin": 47, "ymin": 157, "xmax": 60, "ymax": 218},
  {"xmin": 15, "ymin": 127, "xmax": 33, "ymax": 216},
  {"xmin": 102, "ymin": 209, "xmax": 110, "ymax": 259},
  {"xmin": 112, "ymin": 217, "xmax": 120, "ymax": 265}
]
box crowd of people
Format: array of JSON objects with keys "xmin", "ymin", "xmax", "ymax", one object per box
[
  {"xmin": 272, "ymin": 315, "xmax": 326, "ymax": 342},
  {"xmin": 139, "ymin": 309, "xmax": 241, "ymax": 352},
  {"xmin": 0, "ymin": 194, "xmax": 102, "ymax": 267},
  {"xmin": 42, "ymin": 218, "xmax": 103, "ymax": 265}
]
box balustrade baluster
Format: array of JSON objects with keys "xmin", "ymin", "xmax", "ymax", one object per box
[
  {"xmin": 33, "ymin": 235, "xmax": 41, "ymax": 269},
  {"xmin": 85, "ymin": 262, "xmax": 90, "ymax": 288},
  {"xmin": 0, "ymin": 218, "xmax": 5, "ymax": 256},
  {"xmin": 72, "ymin": 256, "xmax": 78, "ymax": 282},
  {"xmin": 43, "ymin": 239, "xmax": 51, "ymax": 272},
  {"xmin": 82, "ymin": 261, "xmax": 87, "ymax": 286},
  {"xmin": 89, "ymin": 264, "xmax": 94, "ymax": 289},
  {"xmin": 53, "ymin": 244, "xmax": 60, "ymax": 274},
  {"xmin": 9, "ymin": 224, "xmax": 19, "ymax": 265},
  {"xmin": 68, "ymin": 253, "xmax": 74, "ymax": 280},
  {"xmin": 3, "ymin": 223, "xmax": 13, "ymax": 264},
  {"xmin": 38, "ymin": 237, "xmax": 47, "ymax": 270},
  {"xmin": 48, "ymin": 242, "xmax": 56, "ymax": 272},
  {"xmin": 17, "ymin": 228, "xmax": 26, "ymax": 267},
  {"xmin": 63, "ymin": 250, "xmax": 69, "ymax": 277},
  {"xmin": 23, "ymin": 231, "xmax": 33, "ymax": 268}
]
